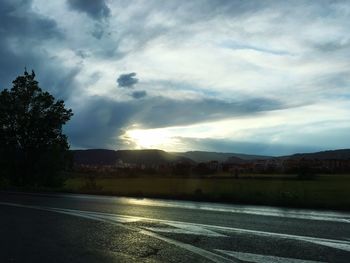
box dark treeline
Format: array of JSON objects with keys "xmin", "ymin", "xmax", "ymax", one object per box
[{"xmin": 73, "ymin": 156, "xmax": 350, "ymax": 180}]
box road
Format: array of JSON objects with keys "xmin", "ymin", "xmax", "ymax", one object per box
[{"xmin": 0, "ymin": 192, "xmax": 350, "ymax": 262}]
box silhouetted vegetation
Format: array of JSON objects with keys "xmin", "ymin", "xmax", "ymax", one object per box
[
  {"xmin": 296, "ymin": 158, "xmax": 317, "ymax": 180},
  {"xmin": 0, "ymin": 70, "xmax": 73, "ymax": 187},
  {"xmin": 72, "ymin": 149, "xmax": 350, "ymax": 179},
  {"xmin": 64, "ymin": 174, "xmax": 350, "ymax": 210}
]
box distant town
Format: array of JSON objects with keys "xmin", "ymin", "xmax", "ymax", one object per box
[{"xmin": 73, "ymin": 149, "xmax": 350, "ymax": 176}]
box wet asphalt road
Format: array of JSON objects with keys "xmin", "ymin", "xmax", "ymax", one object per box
[{"xmin": 0, "ymin": 192, "xmax": 350, "ymax": 263}]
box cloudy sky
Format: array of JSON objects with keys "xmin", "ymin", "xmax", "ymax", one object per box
[{"xmin": 1, "ymin": 0, "xmax": 350, "ymax": 156}]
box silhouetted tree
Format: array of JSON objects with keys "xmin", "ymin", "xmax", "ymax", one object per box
[{"xmin": 0, "ymin": 70, "xmax": 73, "ymax": 187}]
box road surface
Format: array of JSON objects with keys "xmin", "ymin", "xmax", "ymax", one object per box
[{"xmin": 0, "ymin": 192, "xmax": 350, "ymax": 262}]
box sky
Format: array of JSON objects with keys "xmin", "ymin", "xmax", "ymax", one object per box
[{"xmin": 0, "ymin": 0, "xmax": 350, "ymax": 156}]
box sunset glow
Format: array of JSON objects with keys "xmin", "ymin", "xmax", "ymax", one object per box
[{"xmin": 0, "ymin": 0, "xmax": 349, "ymax": 155}]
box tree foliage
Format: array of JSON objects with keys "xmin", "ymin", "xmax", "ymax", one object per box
[{"xmin": 0, "ymin": 70, "xmax": 73, "ymax": 186}]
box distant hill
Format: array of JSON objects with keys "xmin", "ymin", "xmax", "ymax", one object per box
[
  {"xmin": 73, "ymin": 148, "xmax": 350, "ymax": 166},
  {"xmin": 73, "ymin": 149, "xmax": 193, "ymax": 166},
  {"xmin": 73, "ymin": 149, "xmax": 117, "ymax": 165},
  {"xmin": 114, "ymin": 149, "xmax": 193, "ymax": 165},
  {"xmin": 286, "ymin": 149, "xmax": 350, "ymax": 160},
  {"xmin": 173, "ymin": 151, "xmax": 272, "ymax": 163}
]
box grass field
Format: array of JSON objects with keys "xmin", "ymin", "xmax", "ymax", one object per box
[{"xmin": 64, "ymin": 174, "xmax": 350, "ymax": 210}]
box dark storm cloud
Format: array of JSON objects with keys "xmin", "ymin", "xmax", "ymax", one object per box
[
  {"xmin": 0, "ymin": 48, "xmax": 81, "ymax": 101},
  {"xmin": 131, "ymin": 90, "xmax": 147, "ymax": 99},
  {"xmin": 65, "ymin": 97, "xmax": 138, "ymax": 149},
  {"xmin": 66, "ymin": 95, "xmax": 284, "ymax": 149},
  {"xmin": 67, "ymin": 0, "xmax": 110, "ymax": 20},
  {"xmin": 0, "ymin": 0, "xmax": 79, "ymax": 99},
  {"xmin": 0, "ymin": 0, "xmax": 61, "ymax": 40},
  {"xmin": 117, "ymin": 73, "xmax": 139, "ymax": 88},
  {"xmin": 2, "ymin": 0, "xmax": 349, "ymax": 153},
  {"xmin": 134, "ymin": 97, "xmax": 283, "ymax": 129},
  {"xmin": 91, "ymin": 23, "xmax": 106, "ymax": 39}
]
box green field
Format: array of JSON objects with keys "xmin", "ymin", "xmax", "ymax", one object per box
[{"xmin": 64, "ymin": 174, "xmax": 350, "ymax": 210}]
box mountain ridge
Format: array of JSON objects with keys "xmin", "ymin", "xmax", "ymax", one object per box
[
  {"xmin": 73, "ymin": 149, "xmax": 193, "ymax": 166},
  {"xmin": 284, "ymin": 149, "xmax": 350, "ymax": 160},
  {"xmin": 172, "ymin": 151, "xmax": 272, "ymax": 162}
]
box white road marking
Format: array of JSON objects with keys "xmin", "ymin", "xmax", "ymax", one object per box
[
  {"xmin": 0, "ymin": 202, "xmax": 236, "ymax": 263},
  {"xmin": 72, "ymin": 212, "xmax": 143, "ymax": 223},
  {"xmin": 1, "ymin": 201, "xmax": 350, "ymax": 261},
  {"xmin": 144, "ymin": 224, "xmax": 227, "ymax": 237},
  {"xmin": 202, "ymin": 224, "xmax": 350, "ymax": 253},
  {"xmin": 216, "ymin": 250, "xmax": 325, "ymax": 263},
  {"xmin": 51, "ymin": 208, "xmax": 226, "ymax": 236},
  {"xmin": 305, "ymin": 240, "xmax": 350, "ymax": 252},
  {"xmin": 167, "ymin": 222, "xmax": 227, "ymax": 237},
  {"xmin": 50, "ymin": 206, "xmax": 350, "ymax": 253},
  {"xmin": 4, "ymin": 201, "xmax": 349, "ymax": 252},
  {"xmin": 4, "ymin": 192, "xmax": 350, "ymax": 224}
]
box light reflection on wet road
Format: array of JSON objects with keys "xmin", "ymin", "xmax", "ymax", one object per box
[{"xmin": 0, "ymin": 192, "xmax": 350, "ymax": 262}]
